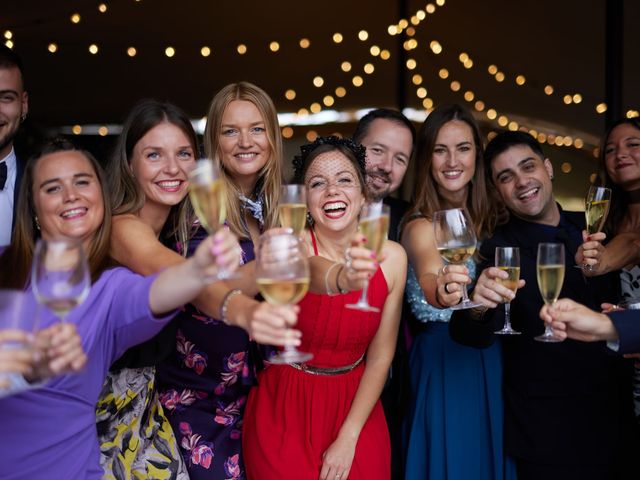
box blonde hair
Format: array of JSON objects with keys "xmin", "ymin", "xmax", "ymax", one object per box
[{"xmin": 204, "ymin": 82, "xmax": 283, "ymax": 239}]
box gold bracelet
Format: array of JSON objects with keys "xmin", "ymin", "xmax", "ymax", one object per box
[{"xmin": 219, "ymin": 289, "xmax": 242, "ymax": 325}]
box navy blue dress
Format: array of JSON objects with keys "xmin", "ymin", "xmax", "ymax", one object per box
[{"xmin": 156, "ymin": 229, "xmax": 257, "ymax": 480}]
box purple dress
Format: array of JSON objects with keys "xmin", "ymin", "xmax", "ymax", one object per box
[
  {"xmin": 0, "ymin": 268, "xmax": 176, "ymax": 480},
  {"xmin": 156, "ymin": 230, "xmax": 257, "ymax": 480}
]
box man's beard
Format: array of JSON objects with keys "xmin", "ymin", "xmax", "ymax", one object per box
[
  {"xmin": 0, "ymin": 125, "xmax": 20, "ymax": 155},
  {"xmin": 366, "ymin": 170, "xmax": 391, "ymax": 201}
]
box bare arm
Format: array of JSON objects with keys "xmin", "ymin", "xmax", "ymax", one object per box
[
  {"xmin": 578, "ymin": 231, "xmax": 640, "ymax": 276},
  {"xmin": 401, "ymin": 218, "xmax": 468, "ymax": 308},
  {"xmin": 319, "ymin": 241, "xmax": 407, "ymax": 480},
  {"xmin": 111, "ymin": 216, "xmax": 299, "ymax": 345}
]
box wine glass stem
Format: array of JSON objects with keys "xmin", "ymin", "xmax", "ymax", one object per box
[
  {"xmin": 504, "ymin": 301, "xmax": 512, "ymax": 329},
  {"xmin": 460, "ymin": 283, "xmax": 471, "ymax": 303},
  {"xmin": 358, "ymin": 278, "xmax": 371, "ymax": 305}
]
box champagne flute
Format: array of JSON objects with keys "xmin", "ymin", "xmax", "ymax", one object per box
[
  {"xmin": 433, "ymin": 208, "xmax": 482, "ymax": 310},
  {"xmin": 188, "ymin": 158, "xmax": 238, "ymax": 279},
  {"xmin": 580, "ymin": 186, "xmax": 612, "ymax": 271},
  {"xmin": 279, "ymin": 184, "xmax": 307, "ymax": 236},
  {"xmin": 346, "ymin": 202, "xmax": 390, "ymax": 313},
  {"xmin": 535, "ymin": 242, "xmax": 565, "ymax": 342},
  {"xmin": 494, "ymin": 247, "xmax": 522, "ymax": 335},
  {"xmin": 256, "ymin": 232, "xmax": 313, "ymax": 364},
  {"xmin": 31, "ymin": 238, "xmax": 90, "ymax": 322}
]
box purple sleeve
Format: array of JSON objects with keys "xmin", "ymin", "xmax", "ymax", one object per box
[
  {"xmin": 107, "ymin": 270, "xmax": 178, "ymax": 361},
  {"xmin": 610, "ymin": 309, "xmax": 640, "ymax": 354}
]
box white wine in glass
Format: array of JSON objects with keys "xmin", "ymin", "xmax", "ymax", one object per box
[
  {"xmin": 256, "ymin": 232, "xmax": 313, "ymax": 364},
  {"xmin": 494, "ymin": 247, "xmax": 521, "ymax": 335},
  {"xmin": 188, "ymin": 159, "xmax": 237, "ymax": 280},
  {"xmin": 535, "ymin": 242, "xmax": 565, "ymax": 342},
  {"xmin": 31, "ymin": 238, "xmax": 90, "ymax": 322},
  {"xmin": 433, "ymin": 208, "xmax": 482, "ymax": 310},
  {"xmin": 346, "ymin": 202, "xmax": 390, "ymax": 313},
  {"xmin": 279, "ymin": 184, "xmax": 307, "ymax": 236},
  {"xmin": 585, "ymin": 186, "xmax": 611, "ymax": 235}
]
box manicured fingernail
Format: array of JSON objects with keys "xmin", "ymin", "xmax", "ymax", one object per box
[{"xmin": 370, "ymin": 252, "xmax": 377, "ymax": 259}]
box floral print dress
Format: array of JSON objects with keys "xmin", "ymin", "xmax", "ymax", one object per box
[{"xmin": 155, "ymin": 231, "xmax": 258, "ymax": 480}]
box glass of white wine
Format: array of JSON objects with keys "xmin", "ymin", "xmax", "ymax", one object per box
[
  {"xmin": 188, "ymin": 158, "xmax": 238, "ymax": 280},
  {"xmin": 433, "ymin": 208, "xmax": 482, "ymax": 310},
  {"xmin": 279, "ymin": 184, "xmax": 307, "ymax": 236},
  {"xmin": 346, "ymin": 202, "xmax": 390, "ymax": 313},
  {"xmin": 494, "ymin": 247, "xmax": 522, "ymax": 335},
  {"xmin": 256, "ymin": 232, "xmax": 313, "ymax": 364},
  {"xmin": 535, "ymin": 242, "xmax": 565, "ymax": 342},
  {"xmin": 31, "ymin": 238, "xmax": 90, "ymax": 322},
  {"xmin": 580, "ymin": 186, "xmax": 612, "ymax": 271}
]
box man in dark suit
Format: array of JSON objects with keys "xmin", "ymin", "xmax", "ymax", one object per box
[
  {"xmin": 449, "ymin": 131, "xmax": 638, "ymax": 479},
  {"xmin": 353, "ymin": 109, "xmax": 414, "ymax": 479},
  {"xmin": 353, "ymin": 108, "xmax": 414, "ymax": 242},
  {"xmin": 0, "ymin": 45, "xmax": 28, "ymax": 246}
]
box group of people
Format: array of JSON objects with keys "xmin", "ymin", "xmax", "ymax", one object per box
[{"xmin": 1, "ymin": 42, "xmax": 640, "ymax": 480}]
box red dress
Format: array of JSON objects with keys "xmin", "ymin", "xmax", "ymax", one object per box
[{"xmin": 243, "ymin": 233, "xmax": 391, "ymax": 480}]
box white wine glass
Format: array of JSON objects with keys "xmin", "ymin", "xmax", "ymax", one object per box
[
  {"xmin": 580, "ymin": 186, "xmax": 612, "ymax": 271},
  {"xmin": 433, "ymin": 208, "xmax": 482, "ymax": 310},
  {"xmin": 279, "ymin": 184, "xmax": 307, "ymax": 236},
  {"xmin": 256, "ymin": 232, "xmax": 313, "ymax": 364},
  {"xmin": 535, "ymin": 242, "xmax": 565, "ymax": 342},
  {"xmin": 494, "ymin": 247, "xmax": 522, "ymax": 335},
  {"xmin": 346, "ymin": 202, "xmax": 390, "ymax": 313},
  {"xmin": 31, "ymin": 238, "xmax": 90, "ymax": 322},
  {"xmin": 188, "ymin": 158, "xmax": 238, "ymax": 280}
]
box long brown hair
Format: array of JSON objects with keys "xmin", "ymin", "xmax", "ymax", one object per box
[
  {"xmin": 598, "ymin": 118, "xmax": 640, "ymax": 236},
  {"xmin": 204, "ymin": 82, "xmax": 283, "ymax": 239},
  {"xmin": 408, "ymin": 104, "xmax": 496, "ymax": 238},
  {"xmin": 0, "ymin": 139, "xmax": 112, "ymax": 288},
  {"xmin": 108, "ymin": 99, "xmax": 196, "ymax": 254}
]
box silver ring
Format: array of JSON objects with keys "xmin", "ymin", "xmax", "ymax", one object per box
[
  {"xmin": 444, "ymin": 282, "xmax": 452, "ymax": 294},
  {"xmin": 345, "ymin": 248, "xmax": 353, "ymax": 270},
  {"xmin": 441, "ymin": 265, "xmax": 447, "ymax": 275}
]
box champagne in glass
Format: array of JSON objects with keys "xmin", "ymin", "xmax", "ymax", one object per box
[
  {"xmin": 346, "ymin": 202, "xmax": 390, "ymax": 313},
  {"xmin": 256, "ymin": 232, "xmax": 313, "ymax": 364},
  {"xmin": 579, "ymin": 186, "xmax": 611, "ymax": 271},
  {"xmin": 31, "ymin": 238, "xmax": 90, "ymax": 322},
  {"xmin": 279, "ymin": 184, "xmax": 307, "ymax": 236},
  {"xmin": 535, "ymin": 243, "xmax": 565, "ymax": 342},
  {"xmin": 585, "ymin": 186, "xmax": 611, "ymax": 235},
  {"xmin": 433, "ymin": 208, "xmax": 482, "ymax": 310},
  {"xmin": 188, "ymin": 159, "xmax": 237, "ymax": 279},
  {"xmin": 494, "ymin": 247, "xmax": 522, "ymax": 335}
]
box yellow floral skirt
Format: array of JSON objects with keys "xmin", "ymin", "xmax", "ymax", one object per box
[{"xmin": 97, "ymin": 366, "xmax": 189, "ymax": 480}]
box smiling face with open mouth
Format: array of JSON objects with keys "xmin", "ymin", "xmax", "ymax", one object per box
[
  {"xmin": 430, "ymin": 120, "xmax": 476, "ymax": 201},
  {"xmin": 130, "ymin": 122, "xmax": 195, "ymax": 214},
  {"xmin": 491, "ymin": 144, "xmax": 558, "ymax": 224},
  {"xmin": 32, "ymin": 150, "xmax": 104, "ymax": 250},
  {"xmin": 305, "ymin": 150, "xmax": 365, "ymax": 234}
]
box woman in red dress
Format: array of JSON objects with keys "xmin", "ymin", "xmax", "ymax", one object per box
[{"xmin": 243, "ymin": 136, "xmax": 407, "ymax": 480}]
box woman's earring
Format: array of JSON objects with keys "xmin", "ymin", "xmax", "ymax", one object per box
[
  {"xmin": 34, "ymin": 216, "xmax": 41, "ymax": 231},
  {"xmin": 306, "ymin": 211, "xmax": 314, "ymax": 227}
]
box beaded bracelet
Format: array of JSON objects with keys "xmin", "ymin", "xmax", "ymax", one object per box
[
  {"xmin": 219, "ymin": 289, "xmax": 242, "ymax": 325},
  {"xmin": 335, "ymin": 264, "xmax": 349, "ymax": 294},
  {"xmin": 324, "ymin": 262, "xmax": 342, "ymax": 296}
]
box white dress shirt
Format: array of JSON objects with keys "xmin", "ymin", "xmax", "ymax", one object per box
[{"xmin": 0, "ymin": 147, "xmax": 17, "ymax": 246}]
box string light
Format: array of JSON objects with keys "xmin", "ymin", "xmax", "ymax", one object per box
[
  {"xmin": 127, "ymin": 47, "xmax": 137, "ymax": 57},
  {"xmin": 299, "ymin": 38, "xmax": 310, "ymax": 49},
  {"xmin": 72, "ymin": 125, "xmax": 82, "ymax": 135},
  {"xmin": 200, "ymin": 46, "xmax": 211, "ymax": 57},
  {"xmin": 48, "ymin": 43, "xmax": 58, "ymax": 53},
  {"xmin": 98, "ymin": 3, "xmax": 107, "ymax": 13},
  {"xmin": 364, "ymin": 63, "xmax": 375, "ymax": 74},
  {"xmin": 332, "ymin": 33, "xmax": 343, "ymax": 43},
  {"xmin": 3, "ymin": 31, "xmax": 12, "ymax": 39},
  {"xmin": 352, "ymin": 75, "xmax": 364, "ymax": 87},
  {"xmin": 5, "ymin": 40, "xmax": 13, "ymax": 49},
  {"xmin": 89, "ymin": 44, "xmax": 99, "ymax": 54},
  {"xmin": 313, "ymin": 76, "xmax": 324, "ymax": 87},
  {"xmin": 285, "ymin": 89, "xmax": 296, "ymax": 100},
  {"xmin": 237, "ymin": 44, "xmax": 247, "ymax": 54},
  {"xmin": 71, "ymin": 13, "xmax": 81, "ymax": 24},
  {"xmin": 165, "ymin": 46, "xmax": 175, "ymax": 57},
  {"xmin": 341, "ymin": 61, "xmax": 352, "ymax": 72},
  {"xmin": 269, "ymin": 41, "xmax": 280, "ymax": 52},
  {"xmin": 282, "ymin": 126, "xmax": 294, "ymax": 139},
  {"xmin": 596, "ymin": 103, "xmax": 607, "ymax": 114},
  {"xmin": 370, "ymin": 46, "xmax": 380, "ymax": 56},
  {"xmin": 335, "ymin": 87, "xmax": 347, "ymax": 97},
  {"xmin": 358, "ymin": 30, "xmax": 369, "ymax": 41}
]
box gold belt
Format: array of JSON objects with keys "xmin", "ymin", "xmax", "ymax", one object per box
[{"xmin": 289, "ymin": 355, "xmax": 364, "ymax": 376}]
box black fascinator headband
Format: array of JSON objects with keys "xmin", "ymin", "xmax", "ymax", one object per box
[{"xmin": 292, "ymin": 136, "xmax": 367, "ymax": 183}]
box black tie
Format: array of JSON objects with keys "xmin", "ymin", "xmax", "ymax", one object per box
[{"xmin": 0, "ymin": 162, "xmax": 6, "ymax": 190}]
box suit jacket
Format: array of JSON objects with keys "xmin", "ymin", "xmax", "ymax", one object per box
[
  {"xmin": 12, "ymin": 153, "xmax": 25, "ymax": 232},
  {"xmin": 611, "ymin": 309, "xmax": 640, "ymax": 354},
  {"xmin": 450, "ymin": 207, "xmax": 637, "ymax": 469},
  {"xmin": 383, "ymin": 195, "xmax": 410, "ymax": 243}
]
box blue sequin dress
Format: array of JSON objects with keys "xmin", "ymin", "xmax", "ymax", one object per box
[{"xmin": 403, "ymin": 260, "xmax": 516, "ymax": 480}]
